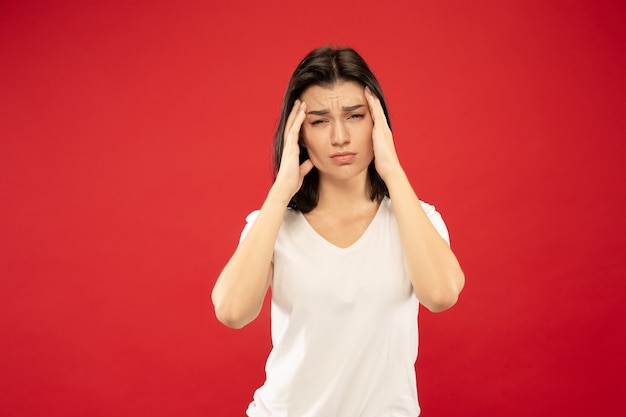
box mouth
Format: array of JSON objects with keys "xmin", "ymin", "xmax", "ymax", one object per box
[{"xmin": 330, "ymin": 152, "xmax": 356, "ymax": 163}]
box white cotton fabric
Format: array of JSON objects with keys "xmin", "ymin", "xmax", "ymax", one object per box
[{"xmin": 243, "ymin": 197, "xmax": 449, "ymax": 417}]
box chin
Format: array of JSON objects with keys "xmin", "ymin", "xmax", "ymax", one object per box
[{"xmin": 324, "ymin": 166, "xmax": 369, "ymax": 181}]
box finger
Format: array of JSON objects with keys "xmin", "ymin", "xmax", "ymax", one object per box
[
  {"xmin": 285, "ymin": 101, "xmax": 307, "ymax": 148},
  {"xmin": 284, "ymin": 99, "xmax": 300, "ymax": 133},
  {"xmin": 283, "ymin": 99, "xmax": 302, "ymax": 140},
  {"xmin": 364, "ymin": 87, "xmax": 385, "ymax": 124},
  {"xmin": 299, "ymin": 159, "xmax": 314, "ymax": 178}
]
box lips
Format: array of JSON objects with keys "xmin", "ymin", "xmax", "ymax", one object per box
[{"xmin": 330, "ymin": 152, "xmax": 356, "ymax": 163}]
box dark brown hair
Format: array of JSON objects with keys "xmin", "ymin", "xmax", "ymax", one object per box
[{"xmin": 273, "ymin": 46, "xmax": 391, "ymax": 212}]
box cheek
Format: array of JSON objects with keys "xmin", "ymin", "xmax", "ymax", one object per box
[
  {"xmin": 300, "ymin": 135, "xmax": 324, "ymax": 162},
  {"xmin": 301, "ymin": 128, "xmax": 321, "ymax": 148},
  {"xmin": 354, "ymin": 123, "xmax": 374, "ymax": 143},
  {"xmin": 300, "ymin": 126, "xmax": 315, "ymax": 146}
]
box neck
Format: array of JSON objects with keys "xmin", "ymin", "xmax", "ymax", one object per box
[{"xmin": 315, "ymin": 172, "xmax": 373, "ymax": 213}]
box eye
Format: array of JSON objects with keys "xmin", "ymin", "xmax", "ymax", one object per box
[
  {"xmin": 311, "ymin": 119, "xmax": 327, "ymax": 126},
  {"xmin": 348, "ymin": 113, "xmax": 365, "ymax": 120}
]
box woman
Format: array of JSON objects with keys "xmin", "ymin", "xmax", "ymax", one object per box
[{"xmin": 212, "ymin": 46, "xmax": 465, "ymax": 417}]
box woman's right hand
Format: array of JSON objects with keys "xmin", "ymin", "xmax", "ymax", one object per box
[{"xmin": 273, "ymin": 99, "xmax": 314, "ymax": 199}]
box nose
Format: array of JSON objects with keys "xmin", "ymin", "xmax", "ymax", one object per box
[{"xmin": 330, "ymin": 121, "xmax": 350, "ymax": 146}]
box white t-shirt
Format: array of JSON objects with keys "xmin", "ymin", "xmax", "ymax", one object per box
[{"xmin": 242, "ymin": 197, "xmax": 450, "ymax": 417}]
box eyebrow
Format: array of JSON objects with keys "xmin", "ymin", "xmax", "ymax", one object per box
[{"xmin": 306, "ymin": 104, "xmax": 366, "ymax": 116}]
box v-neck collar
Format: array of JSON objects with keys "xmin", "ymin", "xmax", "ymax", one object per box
[{"xmin": 297, "ymin": 198, "xmax": 387, "ymax": 252}]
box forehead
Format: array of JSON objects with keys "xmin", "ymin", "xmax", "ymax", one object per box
[{"xmin": 301, "ymin": 80, "xmax": 364, "ymax": 104}]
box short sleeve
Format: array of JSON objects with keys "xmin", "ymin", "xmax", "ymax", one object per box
[
  {"xmin": 239, "ymin": 210, "xmax": 260, "ymax": 245},
  {"xmin": 419, "ymin": 201, "xmax": 450, "ymax": 245}
]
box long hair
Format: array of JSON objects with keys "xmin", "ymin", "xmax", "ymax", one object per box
[{"xmin": 273, "ymin": 46, "xmax": 391, "ymax": 212}]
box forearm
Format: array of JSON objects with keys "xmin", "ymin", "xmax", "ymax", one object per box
[
  {"xmin": 211, "ymin": 185, "xmax": 290, "ymax": 328},
  {"xmin": 385, "ymin": 167, "xmax": 465, "ymax": 312},
  {"xmin": 212, "ymin": 98, "xmax": 313, "ymax": 327}
]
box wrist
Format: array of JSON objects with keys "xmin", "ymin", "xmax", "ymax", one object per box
[
  {"xmin": 267, "ymin": 182, "xmax": 295, "ymax": 207},
  {"xmin": 379, "ymin": 163, "xmax": 406, "ymax": 185}
]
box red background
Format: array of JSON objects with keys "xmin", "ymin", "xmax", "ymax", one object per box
[{"xmin": 1, "ymin": 1, "xmax": 625, "ymax": 416}]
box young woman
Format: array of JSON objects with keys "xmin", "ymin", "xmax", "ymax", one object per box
[{"xmin": 212, "ymin": 46, "xmax": 465, "ymax": 417}]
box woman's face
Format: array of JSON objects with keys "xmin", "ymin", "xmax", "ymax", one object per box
[{"xmin": 299, "ymin": 80, "xmax": 374, "ymax": 182}]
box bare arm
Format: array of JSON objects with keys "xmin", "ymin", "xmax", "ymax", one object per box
[
  {"xmin": 385, "ymin": 170, "xmax": 464, "ymax": 312},
  {"xmin": 211, "ymin": 100, "xmax": 313, "ymax": 328},
  {"xmin": 366, "ymin": 88, "xmax": 465, "ymax": 312},
  {"xmin": 211, "ymin": 190, "xmax": 287, "ymax": 328}
]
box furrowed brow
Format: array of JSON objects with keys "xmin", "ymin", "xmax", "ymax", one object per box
[
  {"xmin": 342, "ymin": 104, "xmax": 365, "ymax": 112},
  {"xmin": 306, "ymin": 104, "xmax": 365, "ymax": 116},
  {"xmin": 306, "ymin": 109, "xmax": 330, "ymax": 116}
]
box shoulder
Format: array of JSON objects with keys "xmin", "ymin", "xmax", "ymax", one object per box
[
  {"xmin": 238, "ymin": 210, "xmax": 259, "ymax": 244},
  {"xmin": 239, "ymin": 207, "xmax": 301, "ymax": 244},
  {"xmin": 418, "ymin": 200, "xmax": 450, "ymax": 245},
  {"xmin": 418, "ymin": 200, "xmax": 440, "ymax": 217},
  {"xmin": 242, "ymin": 207, "xmax": 300, "ymax": 226},
  {"xmin": 385, "ymin": 197, "xmax": 442, "ymax": 218},
  {"xmin": 386, "ymin": 197, "xmax": 451, "ymax": 245}
]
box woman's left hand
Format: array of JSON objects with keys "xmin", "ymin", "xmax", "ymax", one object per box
[{"xmin": 365, "ymin": 87, "xmax": 403, "ymax": 181}]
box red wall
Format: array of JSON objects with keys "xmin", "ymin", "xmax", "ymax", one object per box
[{"xmin": 1, "ymin": 1, "xmax": 625, "ymax": 416}]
